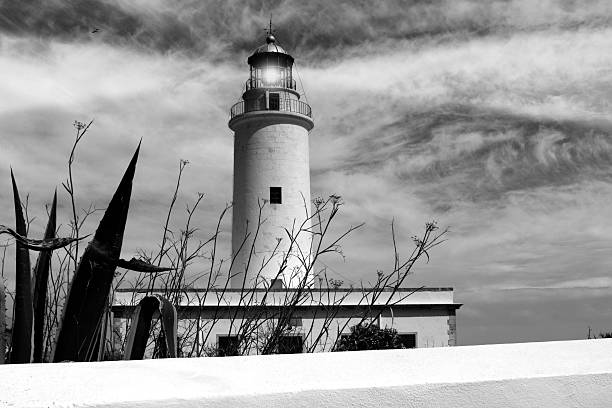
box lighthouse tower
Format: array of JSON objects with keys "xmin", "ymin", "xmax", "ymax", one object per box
[{"xmin": 228, "ymin": 29, "xmax": 314, "ymax": 289}]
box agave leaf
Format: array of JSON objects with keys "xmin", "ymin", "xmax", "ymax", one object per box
[
  {"xmin": 0, "ymin": 225, "xmax": 83, "ymax": 251},
  {"xmin": 9, "ymin": 170, "xmax": 32, "ymax": 364},
  {"xmin": 157, "ymin": 295, "xmax": 177, "ymax": 358},
  {"xmin": 31, "ymin": 190, "xmax": 57, "ymax": 363},
  {"xmin": 116, "ymin": 258, "xmax": 174, "ymax": 273},
  {"xmin": 123, "ymin": 297, "xmax": 157, "ymax": 360},
  {"xmin": 53, "ymin": 143, "xmax": 140, "ymax": 362},
  {"xmin": 124, "ymin": 295, "xmax": 177, "ymax": 360}
]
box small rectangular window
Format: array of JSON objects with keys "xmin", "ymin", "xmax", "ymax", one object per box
[
  {"xmin": 217, "ymin": 335, "xmax": 239, "ymax": 356},
  {"xmin": 270, "ymin": 187, "xmax": 282, "ymax": 204},
  {"xmin": 270, "ymin": 278, "xmax": 283, "ymax": 289},
  {"xmin": 269, "ymin": 93, "xmax": 280, "ymax": 110},
  {"xmin": 278, "ymin": 336, "xmax": 303, "ymax": 354},
  {"xmin": 398, "ymin": 333, "xmax": 417, "ymax": 349}
]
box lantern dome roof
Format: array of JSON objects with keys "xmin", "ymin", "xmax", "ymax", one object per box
[
  {"xmin": 248, "ymin": 34, "xmax": 294, "ymax": 66},
  {"xmin": 252, "ymin": 34, "xmax": 289, "ymax": 55}
]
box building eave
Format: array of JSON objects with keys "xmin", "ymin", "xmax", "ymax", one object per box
[{"xmin": 111, "ymin": 303, "xmax": 463, "ymax": 319}]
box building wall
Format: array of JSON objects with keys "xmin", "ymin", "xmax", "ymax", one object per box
[
  {"xmin": 230, "ymin": 113, "xmax": 313, "ymax": 288},
  {"xmin": 112, "ymin": 305, "xmax": 457, "ymax": 356},
  {"xmin": 111, "ymin": 288, "xmax": 459, "ymax": 356},
  {"xmin": 380, "ymin": 309, "xmax": 456, "ymax": 348}
]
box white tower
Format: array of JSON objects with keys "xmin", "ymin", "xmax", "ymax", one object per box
[{"xmin": 229, "ymin": 30, "xmax": 314, "ymax": 289}]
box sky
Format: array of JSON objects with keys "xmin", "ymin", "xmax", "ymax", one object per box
[{"xmin": 1, "ymin": 0, "xmax": 612, "ymax": 345}]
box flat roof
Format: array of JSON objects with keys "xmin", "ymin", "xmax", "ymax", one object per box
[
  {"xmin": 113, "ymin": 287, "xmax": 456, "ymax": 307},
  {"xmin": 116, "ymin": 287, "xmax": 454, "ymax": 293}
]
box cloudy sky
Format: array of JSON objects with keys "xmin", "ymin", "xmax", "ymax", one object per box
[{"xmin": 2, "ymin": 0, "xmax": 612, "ymax": 345}]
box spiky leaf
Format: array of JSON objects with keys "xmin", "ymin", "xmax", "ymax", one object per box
[
  {"xmin": 31, "ymin": 190, "xmax": 57, "ymax": 363},
  {"xmin": 0, "ymin": 225, "xmax": 82, "ymax": 251},
  {"xmin": 53, "ymin": 143, "xmax": 140, "ymax": 362},
  {"xmin": 9, "ymin": 170, "xmax": 32, "ymax": 364},
  {"xmin": 124, "ymin": 295, "xmax": 177, "ymax": 360},
  {"xmin": 116, "ymin": 258, "xmax": 174, "ymax": 273},
  {"xmin": 157, "ymin": 295, "xmax": 177, "ymax": 358}
]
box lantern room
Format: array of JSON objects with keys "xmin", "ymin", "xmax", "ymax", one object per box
[
  {"xmin": 230, "ymin": 31, "xmax": 312, "ymax": 121},
  {"xmin": 246, "ymin": 34, "xmax": 295, "ymax": 91}
]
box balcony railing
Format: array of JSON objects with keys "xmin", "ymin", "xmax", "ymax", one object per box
[
  {"xmin": 230, "ymin": 99, "xmax": 312, "ymax": 119},
  {"xmin": 245, "ymin": 78, "xmax": 297, "ymax": 91}
]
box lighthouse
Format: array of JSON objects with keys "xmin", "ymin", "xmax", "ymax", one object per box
[
  {"xmin": 111, "ymin": 28, "xmax": 460, "ymax": 357},
  {"xmin": 228, "ymin": 29, "xmax": 314, "ymax": 289}
]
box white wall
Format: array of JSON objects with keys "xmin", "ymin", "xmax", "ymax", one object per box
[
  {"xmin": 230, "ymin": 113, "xmax": 313, "ymax": 288},
  {"xmin": 113, "ymin": 308, "xmax": 454, "ymax": 355},
  {"xmin": 2, "ymin": 339, "xmax": 611, "ymax": 407},
  {"xmin": 382, "ymin": 314, "xmax": 453, "ymax": 348}
]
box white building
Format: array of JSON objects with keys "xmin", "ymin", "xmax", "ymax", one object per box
[
  {"xmin": 111, "ymin": 30, "xmax": 460, "ymax": 356},
  {"xmin": 112, "ymin": 287, "xmax": 460, "ymax": 355}
]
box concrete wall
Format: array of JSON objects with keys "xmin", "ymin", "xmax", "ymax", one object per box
[{"xmin": 3, "ymin": 339, "xmax": 611, "ymax": 407}]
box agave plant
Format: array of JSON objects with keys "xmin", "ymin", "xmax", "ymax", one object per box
[
  {"xmin": 53, "ymin": 142, "xmax": 173, "ymax": 362},
  {"xmin": 4, "ymin": 142, "xmax": 175, "ymax": 364}
]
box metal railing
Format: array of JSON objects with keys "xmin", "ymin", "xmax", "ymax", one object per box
[
  {"xmin": 230, "ymin": 99, "xmax": 312, "ymax": 119},
  {"xmin": 245, "ymin": 78, "xmax": 297, "ymax": 91}
]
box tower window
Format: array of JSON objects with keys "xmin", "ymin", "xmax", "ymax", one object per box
[
  {"xmin": 270, "ymin": 187, "xmax": 282, "ymax": 204},
  {"xmin": 269, "ymin": 93, "xmax": 280, "ymax": 110}
]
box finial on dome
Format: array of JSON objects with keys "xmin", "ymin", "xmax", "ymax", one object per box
[
  {"xmin": 265, "ymin": 14, "xmax": 276, "ymax": 43},
  {"xmin": 250, "ymin": 14, "xmax": 290, "ymax": 57}
]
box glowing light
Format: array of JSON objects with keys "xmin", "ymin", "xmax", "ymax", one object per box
[{"xmin": 263, "ymin": 68, "xmax": 280, "ymax": 85}]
